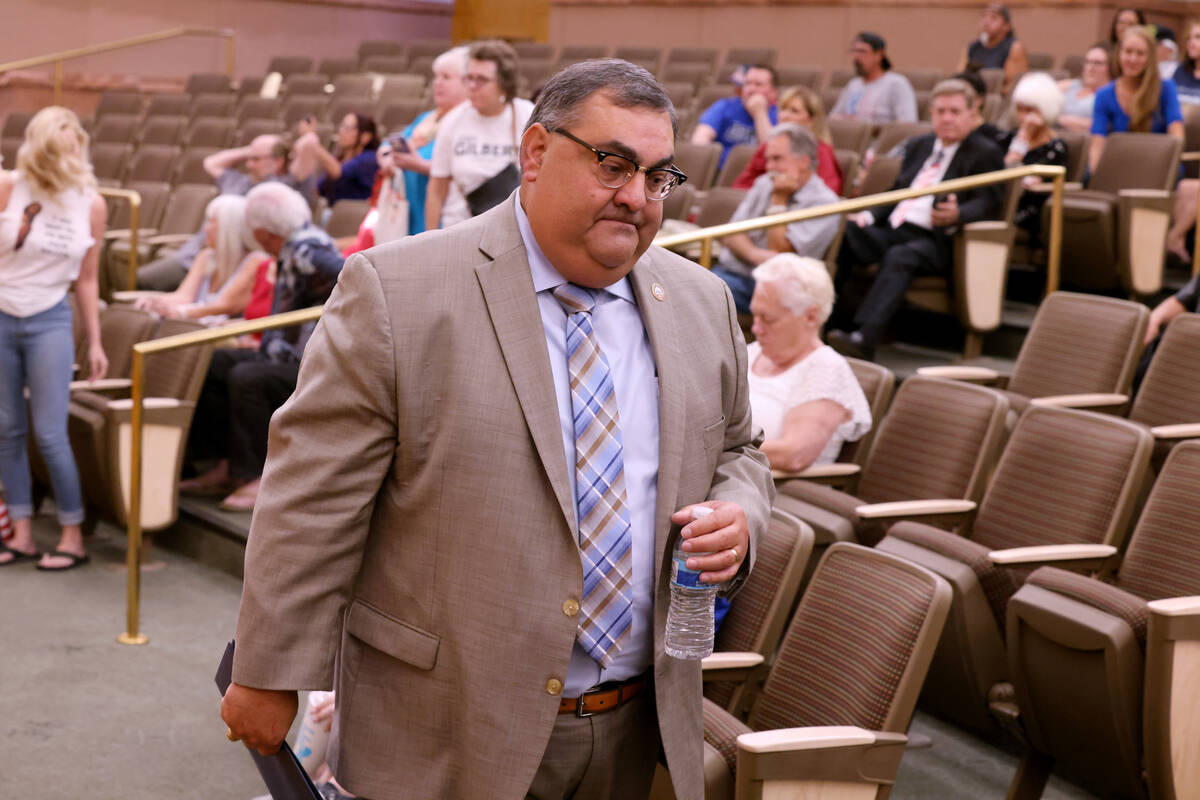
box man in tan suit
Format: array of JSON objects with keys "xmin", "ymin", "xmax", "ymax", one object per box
[{"xmin": 221, "ymin": 60, "xmax": 773, "ymax": 800}]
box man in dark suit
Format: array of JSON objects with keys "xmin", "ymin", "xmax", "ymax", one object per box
[{"xmin": 827, "ymin": 78, "xmax": 1004, "ymax": 360}]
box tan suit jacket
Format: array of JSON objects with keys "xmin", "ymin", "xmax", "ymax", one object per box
[{"xmin": 232, "ymin": 194, "xmax": 773, "ymax": 800}]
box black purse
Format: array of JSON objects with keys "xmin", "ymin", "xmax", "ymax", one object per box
[{"xmin": 464, "ymin": 100, "xmax": 521, "ymax": 217}]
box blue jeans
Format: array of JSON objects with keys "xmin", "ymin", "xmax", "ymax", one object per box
[
  {"xmin": 710, "ymin": 267, "xmax": 755, "ymax": 316},
  {"xmin": 0, "ymin": 296, "xmax": 85, "ymax": 524}
]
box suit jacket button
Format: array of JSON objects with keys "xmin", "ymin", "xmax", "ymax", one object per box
[
  {"xmin": 562, "ymin": 598, "xmax": 580, "ymax": 617},
  {"xmin": 545, "ymin": 678, "xmax": 563, "ymax": 696}
]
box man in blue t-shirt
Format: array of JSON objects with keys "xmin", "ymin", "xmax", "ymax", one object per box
[{"xmin": 691, "ymin": 64, "xmax": 779, "ymax": 167}]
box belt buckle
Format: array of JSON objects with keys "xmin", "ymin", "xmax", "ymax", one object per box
[{"xmin": 575, "ymin": 692, "xmax": 594, "ymax": 718}]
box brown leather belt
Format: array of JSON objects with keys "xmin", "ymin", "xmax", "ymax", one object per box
[{"xmin": 558, "ymin": 674, "xmax": 646, "ymax": 717}]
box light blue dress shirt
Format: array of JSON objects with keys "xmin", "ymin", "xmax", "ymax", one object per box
[{"xmin": 514, "ymin": 194, "xmax": 661, "ymax": 696}]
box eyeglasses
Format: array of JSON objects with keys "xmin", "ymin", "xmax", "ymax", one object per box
[
  {"xmin": 547, "ymin": 127, "xmax": 688, "ymax": 201},
  {"xmin": 463, "ymin": 74, "xmax": 496, "ymax": 87},
  {"xmin": 1084, "ymin": 58, "xmax": 1111, "ymax": 66}
]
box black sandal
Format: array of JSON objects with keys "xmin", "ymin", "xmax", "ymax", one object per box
[
  {"xmin": 0, "ymin": 544, "xmax": 41, "ymax": 566},
  {"xmin": 35, "ymin": 549, "xmax": 90, "ymax": 572}
]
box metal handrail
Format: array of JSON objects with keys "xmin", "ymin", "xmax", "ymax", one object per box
[
  {"xmin": 118, "ymin": 306, "xmax": 323, "ymax": 645},
  {"xmin": 0, "ymin": 27, "xmax": 235, "ymax": 105},
  {"xmin": 654, "ymin": 163, "xmax": 1068, "ymax": 295},
  {"xmin": 97, "ymin": 187, "xmax": 141, "ymax": 289}
]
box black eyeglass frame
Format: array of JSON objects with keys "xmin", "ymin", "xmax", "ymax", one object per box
[{"xmin": 545, "ymin": 126, "xmax": 688, "ymax": 200}]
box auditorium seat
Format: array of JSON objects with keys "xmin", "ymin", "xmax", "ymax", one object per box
[
  {"xmin": 144, "ymin": 93, "xmax": 191, "ymax": 119},
  {"xmin": 918, "ymin": 291, "xmax": 1148, "ymax": 416},
  {"xmin": 1052, "ymin": 132, "xmax": 1181, "ymax": 296},
  {"xmin": 283, "ymin": 73, "xmax": 330, "ymax": 98},
  {"xmin": 661, "ymin": 81, "xmax": 696, "ymax": 113},
  {"xmin": 828, "ymin": 117, "xmax": 872, "ymax": 156},
  {"xmin": 405, "ymin": 40, "xmax": 452, "ymax": 64},
  {"xmin": 660, "ymin": 62, "xmax": 712, "ymax": 94},
  {"xmin": 92, "ymin": 114, "xmax": 139, "ymax": 144},
  {"xmin": 872, "ymin": 121, "xmax": 933, "ymax": 158},
  {"xmin": 237, "ymin": 76, "xmax": 266, "ymax": 98},
  {"xmin": 899, "ymin": 68, "xmax": 945, "ymax": 92},
  {"xmin": 661, "ymin": 183, "xmax": 696, "ymax": 222},
  {"xmin": 2, "ymin": 110, "xmax": 32, "ymax": 140},
  {"xmin": 714, "ymin": 144, "xmax": 756, "ymax": 187},
  {"xmin": 190, "ymin": 93, "xmax": 237, "ymax": 121},
  {"xmin": 693, "ymin": 84, "xmax": 736, "ymax": 117},
  {"xmin": 90, "ymin": 142, "xmax": 133, "ymax": 183},
  {"xmin": 856, "ymin": 153, "xmax": 903, "ymax": 197},
  {"xmin": 107, "ymin": 183, "xmax": 218, "ymax": 284},
  {"xmin": 327, "ymin": 97, "xmax": 374, "ymax": 128},
  {"xmin": 362, "ymin": 55, "xmax": 409, "ymax": 75},
  {"xmin": 377, "ymin": 100, "xmax": 426, "ymax": 134},
  {"xmin": 876, "ymin": 405, "xmax": 1152, "ymax": 735},
  {"xmin": 518, "ymin": 59, "xmax": 558, "ymax": 94},
  {"xmin": 377, "ymin": 74, "xmax": 426, "ymax": 101},
  {"xmin": 512, "ymin": 42, "xmax": 555, "ymax": 62},
  {"xmin": 671, "ymin": 143, "xmax": 724, "ymax": 192},
  {"xmin": 357, "ymin": 40, "xmax": 405, "ymax": 68},
  {"xmin": 94, "ymin": 90, "xmax": 143, "ymax": 120},
  {"xmin": 67, "ymin": 317, "xmax": 213, "ymax": 537},
  {"xmin": 827, "ymin": 68, "xmax": 854, "ymax": 90},
  {"xmin": 139, "ymin": 116, "xmax": 187, "ymax": 147},
  {"xmin": 1057, "ymin": 128, "xmax": 1089, "ymax": 182},
  {"xmin": 173, "ymin": 147, "xmax": 218, "ymax": 186},
  {"xmin": 557, "ymin": 44, "xmax": 608, "ymax": 66},
  {"xmin": 318, "ymin": 57, "xmax": 360, "ymax": 81},
  {"xmin": 1026, "ymin": 51, "xmax": 1054, "ymax": 70},
  {"xmin": 1001, "ymin": 440, "xmax": 1200, "ymax": 800},
  {"xmin": 235, "ymin": 119, "xmax": 286, "ymax": 146},
  {"xmin": 332, "ymin": 74, "xmax": 374, "ymax": 100},
  {"xmin": 1127, "ymin": 313, "xmax": 1200, "ymax": 466},
  {"xmin": 125, "ymin": 145, "xmax": 181, "ymax": 184},
  {"xmin": 266, "ymin": 55, "xmax": 314, "ymax": 77},
  {"xmin": 236, "ymin": 97, "xmax": 282, "ymax": 126},
  {"xmin": 702, "ymin": 508, "xmax": 814, "ymax": 717},
  {"xmin": 978, "ymin": 68, "xmax": 1006, "ymax": 94},
  {"xmin": 725, "ymin": 47, "xmax": 777, "ymax": 67},
  {"xmin": 834, "ymin": 149, "xmax": 860, "ymax": 196},
  {"xmin": 664, "ymin": 46, "xmax": 718, "ymax": 70},
  {"xmin": 103, "ymin": 181, "xmax": 171, "ymax": 292},
  {"xmin": 696, "ymin": 187, "xmax": 747, "ymax": 229},
  {"xmin": 613, "ymin": 46, "xmax": 662, "ymax": 71},
  {"xmin": 185, "ymin": 73, "xmax": 232, "ymax": 96},
  {"xmin": 698, "ymin": 543, "xmax": 950, "ymax": 800},
  {"xmin": 283, "ymin": 95, "xmax": 329, "ymax": 128},
  {"xmin": 775, "ymin": 375, "xmax": 1008, "ymax": 562},
  {"xmin": 772, "ymin": 66, "xmax": 822, "ymax": 90},
  {"xmin": 406, "ymin": 56, "xmax": 436, "ymax": 80},
  {"xmin": 186, "ymin": 118, "xmax": 235, "ymax": 150},
  {"xmin": 1, "ymin": 138, "xmax": 20, "ymax": 171}
]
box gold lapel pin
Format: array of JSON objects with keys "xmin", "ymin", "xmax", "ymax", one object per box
[{"xmin": 651, "ymin": 282, "xmax": 666, "ymax": 302}]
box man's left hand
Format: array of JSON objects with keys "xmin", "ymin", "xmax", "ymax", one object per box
[
  {"xmin": 670, "ymin": 501, "xmax": 750, "ymax": 584},
  {"xmin": 931, "ymin": 192, "xmax": 960, "ymax": 227}
]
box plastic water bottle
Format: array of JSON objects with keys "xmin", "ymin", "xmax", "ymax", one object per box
[
  {"xmin": 665, "ymin": 506, "xmax": 719, "ymax": 659},
  {"xmin": 294, "ymin": 690, "xmax": 334, "ymax": 776}
]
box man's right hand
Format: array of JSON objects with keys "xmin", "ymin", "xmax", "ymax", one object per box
[
  {"xmin": 221, "ymin": 683, "xmax": 299, "ymax": 756},
  {"xmin": 849, "ymin": 211, "xmax": 874, "ymax": 227}
]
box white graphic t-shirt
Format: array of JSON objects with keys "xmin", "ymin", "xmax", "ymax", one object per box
[{"xmin": 430, "ymin": 98, "xmax": 533, "ymax": 228}]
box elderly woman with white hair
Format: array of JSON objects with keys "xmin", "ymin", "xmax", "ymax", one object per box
[
  {"xmin": 134, "ymin": 195, "xmax": 265, "ymax": 322},
  {"xmin": 748, "ymin": 254, "xmax": 871, "ymax": 472},
  {"xmin": 999, "ymin": 71, "xmax": 1069, "ymax": 243}
]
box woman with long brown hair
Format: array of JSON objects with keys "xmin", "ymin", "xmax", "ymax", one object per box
[{"xmin": 1089, "ymin": 24, "xmax": 1183, "ymax": 172}]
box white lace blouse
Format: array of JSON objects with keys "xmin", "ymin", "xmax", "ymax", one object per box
[{"xmin": 747, "ymin": 342, "xmax": 873, "ymax": 464}]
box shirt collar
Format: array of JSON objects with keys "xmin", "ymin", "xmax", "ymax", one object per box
[{"xmin": 514, "ymin": 190, "xmax": 635, "ymax": 304}]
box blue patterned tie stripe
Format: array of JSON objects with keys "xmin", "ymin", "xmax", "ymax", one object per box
[{"xmin": 553, "ymin": 283, "xmax": 635, "ymax": 667}]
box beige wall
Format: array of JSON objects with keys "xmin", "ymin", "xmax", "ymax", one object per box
[
  {"xmin": 548, "ymin": 1, "xmax": 1193, "ymax": 74},
  {"xmin": 1, "ymin": 0, "xmax": 452, "ymax": 81}
]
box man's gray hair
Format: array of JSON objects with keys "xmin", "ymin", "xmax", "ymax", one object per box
[
  {"xmin": 770, "ymin": 123, "xmax": 818, "ymax": 161},
  {"xmin": 526, "ymin": 58, "xmax": 677, "ymax": 136},
  {"xmin": 245, "ymin": 181, "xmax": 312, "ymax": 239}
]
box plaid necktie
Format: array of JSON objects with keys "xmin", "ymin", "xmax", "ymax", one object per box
[
  {"xmin": 889, "ymin": 147, "xmax": 945, "ymax": 229},
  {"xmin": 553, "ymin": 283, "xmax": 634, "ymax": 668}
]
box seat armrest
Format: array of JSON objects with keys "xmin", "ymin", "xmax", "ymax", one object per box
[
  {"xmin": 1151, "ymin": 423, "xmax": 1200, "ymax": 440},
  {"xmin": 702, "ymin": 651, "xmax": 766, "ymax": 684},
  {"xmin": 107, "ymin": 397, "xmax": 183, "ymax": 411},
  {"xmin": 1119, "ymin": 188, "xmax": 1172, "ymax": 204},
  {"xmin": 988, "ymin": 544, "xmax": 1117, "ymax": 573},
  {"xmin": 69, "ymin": 378, "xmax": 132, "ymax": 393},
  {"xmin": 110, "ymin": 290, "xmax": 163, "ymax": 304},
  {"xmin": 772, "ymin": 463, "xmax": 860, "ymax": 484},
  {"xmin": 1027, "ymin": 182, "xmax": 1084, "ymax": 194},
  {"xmin": 1029, "ymin": 393, "xmax": 1128, "ymax": 412},
  {"xmin": 855, "ymin": 499, "xmax": 976, "ymax": 523},
  {"xmin": 1147, "ymin": 596, "xmax": 1200, "ymax": 617},
  {"xmin": 143, "ymin": 233, "xmax": 195, "ymax": 246},
  {"xmin": 915, "ymin": 364, "xmax": 1003, "ymax": 384},
  {"xmin": 735, "ymin": 728, "xmax": 907, "ymax": 789},
  {"xmin": 104, "ymin": 227, "xmax": 158, "ymax": 241}
]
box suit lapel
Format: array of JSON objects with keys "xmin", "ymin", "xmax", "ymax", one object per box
[
  {"xmin": 628, "ymin": 254, "xmax": 685, "ymax": 581},
  {"xmin": 476, "ymin": 200, "xmax": 576, "ymax": 532}
]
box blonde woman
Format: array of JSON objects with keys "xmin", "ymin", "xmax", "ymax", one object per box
[
  {"xmin": 0, "ymin": 106, "xmax": 107, "ymax": 571},
  {"xmin": 134, "ymin": 195, "xmax": 263, "ymax": 322},
  {"xmin": 733, "ymin": 85, "xmax": 844, "ymax": 194},
  {"xmin": 1089, "ymin": 24, "xmax": 1183, "ymax": 171}
]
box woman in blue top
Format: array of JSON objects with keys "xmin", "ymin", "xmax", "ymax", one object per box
[
  {"xmin": 1090, "ymin": 24, "xmax": 1184, "ymax": 172},
  {"xmin": 390, "ymin": 46, "xmax": 469, "ymax": 235}
]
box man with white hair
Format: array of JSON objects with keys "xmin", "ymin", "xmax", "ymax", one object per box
[
  {"xmin": 712, "ymin": 123, "xmax": 840, "ymax": 314},
  {"xmin": 137, "ymin": 133, "xmax": 317, "ymax": 291},
  {"xmin": 180, "ymin": 182, "xmax": 344, "ymax": 510}
]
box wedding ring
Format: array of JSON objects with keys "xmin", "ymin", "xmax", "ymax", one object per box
[
  {"xmin": 226, "ymin": 727, "xmax": 241, "ymax": 742},
  {"xmin": 730, "ymin": 547, "xmax": 739, "ymax": 562}
]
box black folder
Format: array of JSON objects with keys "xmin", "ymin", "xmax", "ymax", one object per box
[{"xmin": 215, "ymin": 640, "xmax": 322, "ymax": 800}]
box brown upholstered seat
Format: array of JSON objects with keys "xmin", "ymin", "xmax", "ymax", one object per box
[
  {"xmin": 698, "ymin": 543, "xmax": 951, "ymax": 800},
  {"xmin": 1003, "ymin": 440, "xmax": 1200, "ymax": 800},
  {"xmin": 1128, "ymin": 313, "xmax": 1200, "ymax": 465},
  {"xmin": 871, "ymin": 122, "xmax": 933, "ymax": 159},
  {"xmin": 776, "ymin": 376, "xmax": 1007, "ymax": 555},
  {"xmin": 1052, "ymin": 132, "xmax": 1181, "ymax": 295},
  {"xmin": 144, "ymin": 94, "xmax": 192, "ymax": 119},
  {"xmin": 828, "ymin": 117, "xmax": 872, "ymax": 156},
  {"xmin": 106, "ymin": 184, "xmax": 219, "ymax": 288},
  {"xmin": 774, "ymin": 66, "xmax": 822, "ymax": 90},
  {"xmin": 92, "ymin": 114, "xmax": 139, "ymax": 145},
  {"xmin": 714, "ymin": 144, "xmax": 757, "ymax": 188},
  {"xmin": 703, "ymin": 509, "xmax": 814, "ymax": 716},
  {"xmin": 185, "ymin": 73, "xmax": 232, "ymax": 96},
  {"xmin": 876, "ymin": 404, "xmax": 1153, "ymax": 734},
  {"xmin": 125, "ymin": 145, "xmax": 182, "ymax": 184},
  {"xmin": 266, "ymin": 55, "xmax": 314, "ymax": 77}
]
